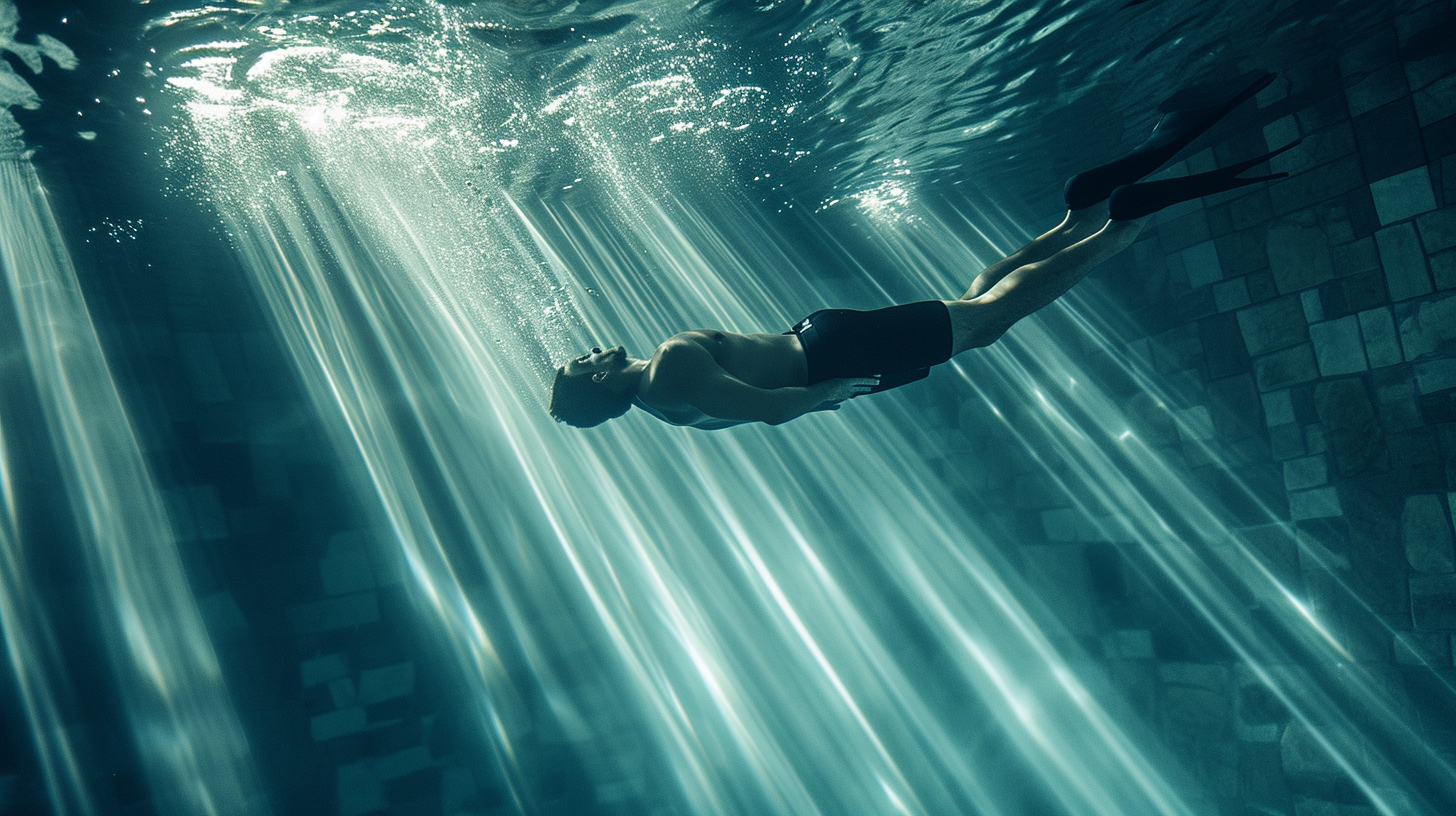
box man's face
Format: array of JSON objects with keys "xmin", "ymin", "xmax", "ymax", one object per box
[{"xmin": 564, "ymin": 346, "xmax": 627, "ymax": 381}]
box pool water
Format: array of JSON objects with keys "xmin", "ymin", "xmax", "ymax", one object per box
[{"xmin": 2, "ymin": 0, "xmax": 1453, "ymax": 815}]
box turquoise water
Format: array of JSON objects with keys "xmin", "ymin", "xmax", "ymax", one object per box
[{"xmin": 1, "ymin": 0, "xmax": 1449, "ymax": 815}]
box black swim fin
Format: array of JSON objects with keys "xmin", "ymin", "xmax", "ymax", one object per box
[
  {"xmin": 1063, "ymin": 71, "xmax": 1277, "ymax": 210},
  {"xmin": 1108, "ymin": 139, "xmax": 1301, "ymax": 220}
]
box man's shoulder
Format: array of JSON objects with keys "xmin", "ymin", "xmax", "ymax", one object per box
[{"xmin": 650, "ymin": 336, "xmax": 708, "ymax": 372}]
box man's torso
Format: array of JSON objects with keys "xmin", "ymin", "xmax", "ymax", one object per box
[{"xmin": 637, "ymin": 329, "xmax": 806, "ymax": 428}]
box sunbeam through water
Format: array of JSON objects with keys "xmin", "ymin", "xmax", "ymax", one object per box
[{"xmin": 2, "ymin": 0, "xmax": 1454, "ymax": 814}]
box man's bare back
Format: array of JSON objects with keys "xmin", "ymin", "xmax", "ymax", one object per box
[{"xmin": 636, "ymin": 331, "xmax": 812, "ymax": 429}]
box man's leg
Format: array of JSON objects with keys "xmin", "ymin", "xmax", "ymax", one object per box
[
  {"xmin": 944, "ymin": 214, "xmax": 1146, "ymax": 355},
  {"xmin": 960, "ymin": 201, "xmax": 1110, "ymax": 299}
]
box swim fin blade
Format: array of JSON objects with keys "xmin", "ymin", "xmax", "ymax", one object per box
[{"xmin": 1064, "ymin": 71, "xmax": 1277, "ymax": 210}]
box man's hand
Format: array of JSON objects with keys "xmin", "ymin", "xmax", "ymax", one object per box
[{"xmin": 809, "ymin": 377, "xmax": 880, "ymax": 412}]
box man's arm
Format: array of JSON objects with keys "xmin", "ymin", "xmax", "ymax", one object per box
[{"xmin": 657, "ymin": 344, "xmax": 872, "ymax": 425}]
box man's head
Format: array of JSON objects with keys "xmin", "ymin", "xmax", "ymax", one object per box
[{"xmin": 549, "ymin": 346, "xmax": 636, "ymax": 428}]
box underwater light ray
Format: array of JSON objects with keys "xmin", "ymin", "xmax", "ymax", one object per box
[
  {"xmin": 234, "ymin": 201, "xmax": 546, "ymax": 815},
  {"xmin": 0, "ymin": 418, "xmax": 96, "ymax": 816},
  {"xmin": 0, "ymin": 160, "xmax": 269, "ymax": 815}
]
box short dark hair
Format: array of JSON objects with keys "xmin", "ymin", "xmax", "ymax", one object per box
[{"xmin": 548, "ymin": 366, "xmax": 633, "ymax": 428}]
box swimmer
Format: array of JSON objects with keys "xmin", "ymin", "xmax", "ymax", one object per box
[{"xmin": 551, "ymin": 72, "xmax": 1293, "ymax": 430}]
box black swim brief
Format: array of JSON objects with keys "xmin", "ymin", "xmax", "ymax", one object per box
[{"xmin": 787, "ymin": 300, "xmax": 953, "ymax": 394}]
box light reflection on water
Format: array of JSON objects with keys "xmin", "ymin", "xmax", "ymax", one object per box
[{"xmin": 1, "ymin": 0, "xmax": 1450, "ymax": 813}]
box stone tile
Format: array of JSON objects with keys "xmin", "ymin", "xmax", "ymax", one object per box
[
  {"xmin": 1291, "ymin": 384, "xmax": 1320, "ymax": 424},
  {"xmin": 1301, "ymin": 289, "xmax": 1324, "ymax": 323},
  {"xmin": 1394, "ymin": 631, "xmax": 1451, "ymax": 666},
  {"xmin": 1403, "ymin": 494, "xmax": 1455, "ymax": 573},
  {"xmin": 1263, "ymin": 115, "xmax": 1301, "ymax": 155},
  {"xmin": 1357, "ymin": 307, "xmax": 1404, "ymax": 367},
  {"xmin": 1214, "ymin": 277, "xmax": 1251, "ymax": 312},
  {"xmin": 1255, "ymin": 344, "xmax": 1318, "ymax": 391},
  {"xmin": 1376, "ymin": 223, "xmax": 1434, "ymax": 301},
  {"xmin": 1180, "ymin": 240, "xmax": 1223, "ymax": 288},
  {"xmin": 1435, "ymin": 248, "xmax": 1456, "ymax": 290},
  {"xmin": 1296, "ymin": 525, "xmax": 1350, "ymax": 573},
  {"xmin": 1238, "ymin": 742, "xmax": 1289, "ymax": 811},
  {"xmin": 1269, "ymin": 424, "xmax": 1306, "ymax": 461},
  {"xmin": 1284, "ymin": 455, "xmax": 1329, "ymax": 492},
  {"xmin": 1176, "ymin": 406, "xmax": 1216, "ymax": 441},
  {"xmin": 1235, "ymin": 190, "xmax": 1280, "ymax": 232},
  {"xmin": 328, "ymin": 677, "xmax": 357, "ymax": 709},
  {"xmin": 1295, "ymin": 91, "xmax": 1352, "ymax": 133},
  {"xmin": 1206, "ymin": 201, "xmax": 1235, "ymax": 238},
  {"xmin": 1198, "ymin": 313, "xmax": 1251, "ymax": 379},
  {"xmin": 302, "ymin": 653, "xmax": 349, "ymax": 687},
  {"xmin": 1315, "ymin": 378, "xmax": 1383, "ymax": 477},
  {"xmin": 1236, "ymin": 295, "xmax": 1308, "ymax": 356},
  {"xmin": 1346, "ymin": 63, "xmax": 1410, "ymax": 118},
  {"xmin": 1446, "ymin": 155, "xmax": 1456, "ymax": 206},
  {"xmin": 311, "ymin": 706, "xmax": 368, "ymax": 741},
  {"xmin": 1281, "ymin": 722, "xmax": 1363, "ymax": 805},
  {"xmin": 1416, "ymin": 359, "xmax": 1456, "ymax": 394},
  {"xmin": 1262, "ymin": 390, "xmax": 1295, "ymax": 426},
  {"xmin": 1246, "ymin": 270, "xmax": 1279, "ymax": 303},
  {"xmin": 1314, "ymin": 201, "xmax": 1356, "ymax": 246},
  {"xmin": 1290, "ymin": 487, "xmax": 1342, "ymax": 520},
  {"xmin": 1331, "ymin": 236, "xmax": 1381, "ymax": 279},
  {"xmin": 337, "ymin": 761, "xmax": 386, "ymax": 816},
  {"xmin": 373, "ymin": 745, "xmax": 432, "ymax": 781},
  {"xmin": 1160, "ymin": 209, "xmax": 1212, "ymax": 253},
  {"xmin": 1369, "ymin": 167, "xmax": 1439, "ymax": 225},
  {"xmin": 1414, "ymin": 74, "xmax": 1456, "ymax": 127},
  {"xmin": 1214, "ymin": 229, "xmax": 1268, "ymax": 277},
  {"xmin": 1331, "ymin": 269, "xmax": 1391, "ymax": 320},
  {"xmin": 1105, "ymin": 629, "xmax": 1155, "ymax": 659},
  {"xmin": 1411, "ymin": 574, "xmax": 1456, "ymax": 629},
  {"xmin": 1396, "ymin": 292, "xmax": 1456, "ymax": 359},
  {"xmin": 1404, "ymin": 27, "xmax": 1456, "ymax": 91},
  {"xmin": 1353, "ymin": 98, "xmax": 1428, "ymax": 181},
  {"xmin": 1424, "ymin": 113, "xmax": 1456, "ymax": 162},
  {"xmin": 1309, "ymin": 315, "xmax": 1368, "ymax": 376},
  {"xmin": 1268, "ymin": 225, "xmax": 1336, "ymax": 293},
  {"xmin": 288, "ymin": 592, "xmax": 380, "ymax": 635},
  {"xmin": 1417, "ymin": 207, "xmax": 1456, "ymax": 254},
  {"xmin": 1339, "ymin": 188, "xmax": 1383, "ymax": 240},
  {"xmin": 358, "ymin": 661, "xmax": 415, "ymax": 705},
  {"xmin": 1339, "ymin": 28, "xmax": 1397, "ymax": 77},
  {"xmin": 1396, "ymin": 0, "xmax": 1452, "ymax": 45},
  {"xmin": 1271, "ymin": 155, "xmax": 1365, "ymax": 214},
  {"xmin": 1377, "ymin": 379, "xmax": 1424, "ymax": 433},
  {"xmin": 1304, "ymin": 423, "xmax": 1328, "ymax": 456},
  {"xmin": 1237, "ymin": 525, "xmax": 1302, "ymax": 589},
  {"xmin": 1419, "ymin": 389, "xmax": 1456, "ymax": 425}
]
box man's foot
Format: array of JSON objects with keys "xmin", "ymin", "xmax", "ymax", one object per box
[
  {"xmin": 1108, "ymin": 139, "xmax": 1301, "ymax": 220},
  {"xmin": 1063, "ymin": 71, "xmax": 1277, "ymax": 210}
]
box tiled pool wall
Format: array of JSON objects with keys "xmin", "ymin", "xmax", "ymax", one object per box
[{"xmin": 916, "ymin": 2, "xmax": 1456, "ymax": 813}]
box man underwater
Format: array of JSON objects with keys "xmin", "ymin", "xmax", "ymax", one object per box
[{"xmin": 551, "ymin": 72, "xmax": 1294, "ymax": 430}]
